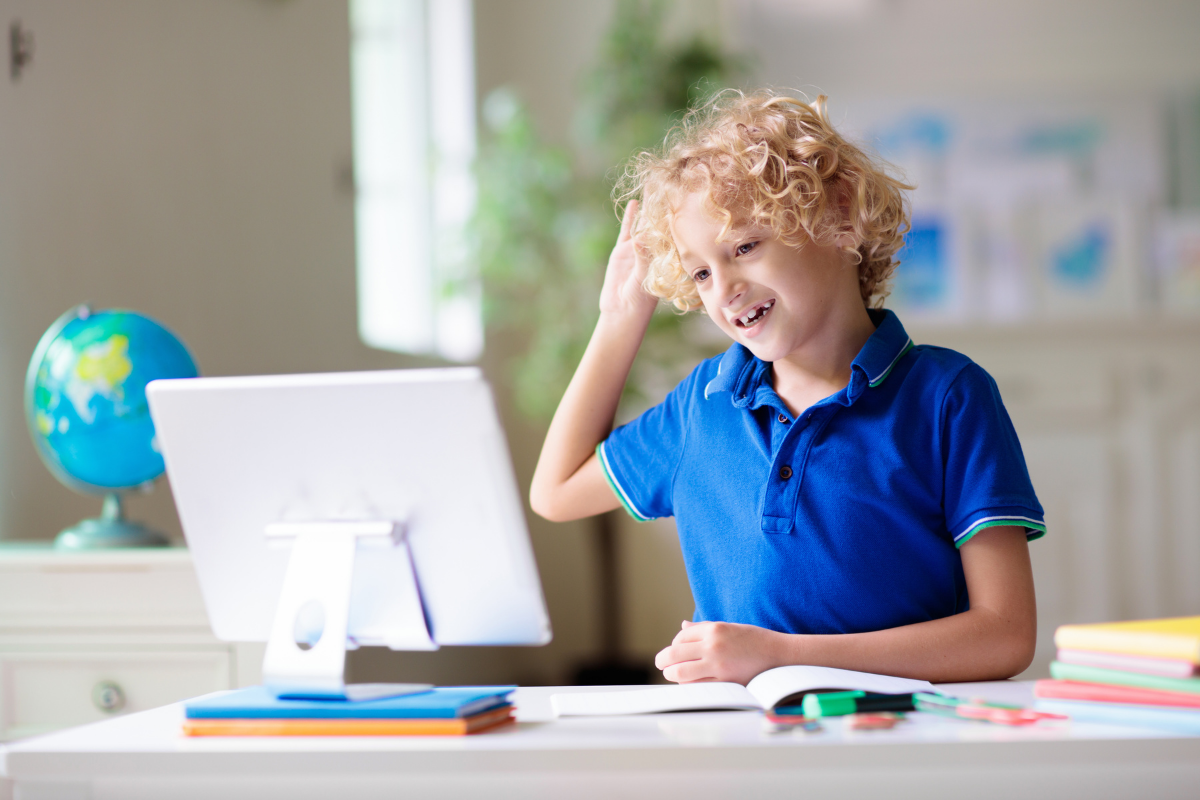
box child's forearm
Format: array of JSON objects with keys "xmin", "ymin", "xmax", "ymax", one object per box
[
  {"xmin": 531, "ymin": 200, "xmax": 657, "ymax": 522},
  {"xmin": 529, "ymin": 308, "xmax": 654, "ymax": 521},
  {"xmin": 778, "ymin": 605, "xmax": 1036, "ymax": 683},
  {"xmin": 658, "ymin": 605, "xmax": 1036, "ymax": 685},
  {"xmin": 781, "ymin": 528, "xmax": 1037, "ymax": 682},
  {"xmin": 657, "ymin": 529, "xmax": 1036, "ymax": 684}
]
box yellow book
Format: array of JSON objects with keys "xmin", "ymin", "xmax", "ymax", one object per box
[
  {"xmin": 1054, "ymin": 617, "xmax": 1200, "ymax": 663},
  {"xmin": 182, "ymin": 706, "xmax": 514, "ymax": 737}
]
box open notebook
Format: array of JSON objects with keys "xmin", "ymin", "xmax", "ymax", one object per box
[{"xmin": 551, "ymin": 666, "xmax": 936, "ymax": 716}]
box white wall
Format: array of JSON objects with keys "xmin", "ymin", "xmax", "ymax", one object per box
[
  {"xmin": 0, "ymin": 0, "xmax": 370, "ymax": 543},
  {"xmin": 736, "ymin": 0, "xmax": 1200, "ymax": 99}
]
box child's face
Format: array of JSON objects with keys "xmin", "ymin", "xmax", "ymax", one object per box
[{"xmin": 670, "ymin": 191, "xmax": 858, "ymax": 364}]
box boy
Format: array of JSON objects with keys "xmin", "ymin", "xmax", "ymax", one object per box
[{"xmin": 530, "ymin": 91, "xmax": 1043, "ymax": 685}]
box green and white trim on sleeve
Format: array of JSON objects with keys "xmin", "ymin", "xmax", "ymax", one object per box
[
  {"xmin": 596, "ymin": 441, "xmax": 652, "ymax": 522},
  {"xmin": 953, "ymin": 514, "xmax": 1047, "ymax": 548}
]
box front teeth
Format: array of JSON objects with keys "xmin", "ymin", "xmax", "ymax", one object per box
[{"xmin": 739, "ymin": 300, "xmax": 774, "ymax": 326}]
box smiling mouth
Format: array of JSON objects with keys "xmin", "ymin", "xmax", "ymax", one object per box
[{"xmin": 734, "ymin": 300, "xmax": 774, "ymax": 328}]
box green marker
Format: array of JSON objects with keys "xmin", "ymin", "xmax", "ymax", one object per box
[{"xmin": 801, "ymin": 691, "xmax": 917, "ymax": 718}]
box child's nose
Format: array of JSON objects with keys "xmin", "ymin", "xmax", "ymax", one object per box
[{"xmin": 713, "ymin": 269, "xmax": 747, "ymax": 306}]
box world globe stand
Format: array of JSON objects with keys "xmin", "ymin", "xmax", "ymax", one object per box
[{"xmin": 55, "ymin": 492, "xmax": 170, "ymax": 550}]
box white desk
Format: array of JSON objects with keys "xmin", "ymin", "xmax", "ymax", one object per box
[{"xmin": 2, "ymin": 682, "xmax": 1198, "ymax": 800}]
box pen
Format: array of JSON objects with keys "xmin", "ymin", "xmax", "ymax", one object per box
[
  {"xmin": 912, "ymin": 693, "xmax": 1067, "ymax": 726},
  {"xmin": 799, "ymin": 691, "xmax": 917, "ymax": 718},
  {"xmin": 793, "ymin": 691, "xmax": 1068, "ymax": 726}
]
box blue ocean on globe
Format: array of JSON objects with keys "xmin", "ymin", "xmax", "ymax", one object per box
[{"xmin": 27, "ymin": 307, "xmax": 199, "ymax": 491}]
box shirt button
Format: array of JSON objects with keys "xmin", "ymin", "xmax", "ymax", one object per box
[
  {"xmin": 779, "ymin": 465, "xmax": 793, "ymax": 480},
  {"xmin": 778, "ymin": 413, "xmax": 789, "ymax": 424}
]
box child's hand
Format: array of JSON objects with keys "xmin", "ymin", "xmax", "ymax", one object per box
[
  {"xmin": 654, "ymin": 620, "xmax": 784, "ymax": 685},
  {"xmin": 599, "ymin": 200, "xmax": 657, "ymax": 320}
]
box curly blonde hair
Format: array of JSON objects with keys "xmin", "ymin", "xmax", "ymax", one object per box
[{"xmin": 615, "ymin": 90, "xmax": 912, "ymax": 311}]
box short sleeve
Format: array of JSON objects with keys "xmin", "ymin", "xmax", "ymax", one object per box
[
  {"xmin": 597, "ymin": 380, "xmax": 693, "ymax": 522},
  {"xmin": 941, "ymin": 362, "xmax": 1046, "ymax": 547}
]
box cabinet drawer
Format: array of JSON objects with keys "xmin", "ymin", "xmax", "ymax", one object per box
[
  {"xmin": 0, "ymin": 548, "xmax": 210, "ymax": 630},
  {"xmin": 0, "ymin": 648, "xmax": 233, "ymax": 741}
]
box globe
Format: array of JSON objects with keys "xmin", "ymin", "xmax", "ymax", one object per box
[{"xmin": 25, "ymin": 306, "xmax": 199, "ymax": 549}]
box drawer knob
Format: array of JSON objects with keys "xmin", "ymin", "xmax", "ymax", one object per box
[{"xmin": 92, "ymin": 680, "xmax": 126, "ymax": 713}]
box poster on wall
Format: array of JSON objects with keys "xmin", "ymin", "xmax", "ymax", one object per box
[
  {"xmin": 889, "ymin": 211, "xmax": 970, "ymax": 322},
  {"xmin": 1030, "ymin": 198, "xmax": 1142, "ymax": 319},
  {"xmin": 1155, "ymin": 212, "xmax": 1200, "ymax": 314},
  {"xmin": 836, "ymin": 95, "xmax": 1163, "ymax": 324}
]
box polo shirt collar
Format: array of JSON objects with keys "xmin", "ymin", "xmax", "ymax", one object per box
[
  {"xmin": 851, "ymin": 309, "xmax": 914, "ymax": 391},
  {"xmin": 703, "ymin": 309, "xmax": 913, "ymax": 408},
  {"xmin": 703, "ymin": 344, "xmax": 764, "ymax": 408}
]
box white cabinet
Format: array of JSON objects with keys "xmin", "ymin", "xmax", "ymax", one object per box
[{"xmin": 0, "ymin": 546, "xmax": 262, "ymax": 741}]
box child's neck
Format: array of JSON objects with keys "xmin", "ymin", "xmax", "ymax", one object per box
[{"xmin": 769, "ymin": 305, "xmax": 877, "ymax": 418}]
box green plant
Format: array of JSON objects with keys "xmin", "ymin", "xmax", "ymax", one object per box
[{"xmin": 476, "ymin": 0, "xmax": 744, "ymax": 421}]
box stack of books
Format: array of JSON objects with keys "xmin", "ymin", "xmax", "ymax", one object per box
[
  {"xmin": 183, "ymin": 686, "xmax": 517, "ymax": 736},
  {"xmin": 1035, "ymin": 616, "xmax": 1200, "ymax": 733}
]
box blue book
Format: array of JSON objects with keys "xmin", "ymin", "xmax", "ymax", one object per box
[
  {"xmin": 1036, "ymin": 699, "xmax": 1200, "ymax": 735},
  {"xmin": 186, "ymin": 686, "xmax": 515, "ymax": 720}
]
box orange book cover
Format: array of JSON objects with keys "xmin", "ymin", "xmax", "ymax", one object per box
[
  {"xmin": 1053, "ymin": 617, "xmax": 1200, "ymax": 663},
  {"xmin": 182, "ymin": 706, "xmax": 514, "ymax": 737}
]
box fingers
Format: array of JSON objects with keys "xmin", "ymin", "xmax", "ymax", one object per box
[
  {"xmin": 633, "ymin": 225, "xmax": 650, "ymax": 253},
  {"xmin": 672, "ymin": 621, "xmax": 710, "ymax": 645},
  {"xmin": 655, "ymin": 643, "xmax": 694, "ymax": 670},
  {"xmin": 663, "ymin": 659, "xmax": 719, "ymax": 684},
  {"xmin": 618, "ymin": 199, "xmax": 638, "ymax": 242},
  {"xmin": 654, "ymin": 641, "xmax": 704, "ymax": 670}
]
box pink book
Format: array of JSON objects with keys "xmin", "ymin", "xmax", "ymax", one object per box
[
  {"xmin": 1035, "ymin": 679, "xmax": 1200, "ymax": 709},
  {"xmin": 1056, "ymin": 648, "xmax": 1199, "ymax": 678}
]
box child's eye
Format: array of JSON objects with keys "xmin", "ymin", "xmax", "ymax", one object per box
[
  {"xmin": 736, "ymin": 241, "xmax": 758, "ymax": 256},
  {"xmin": 692, "ymin": 268, "xmax": 711, "ymax": 283}
]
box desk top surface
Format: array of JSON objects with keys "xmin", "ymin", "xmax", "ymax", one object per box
[{"xmin": 3, "ymin": 681, "xmax": 1198, "ymax": 779}]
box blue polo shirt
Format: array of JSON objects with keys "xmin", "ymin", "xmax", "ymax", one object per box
[{"xmin": 597, "ymin": 309, "xmax": 1044, "ymax": 636}]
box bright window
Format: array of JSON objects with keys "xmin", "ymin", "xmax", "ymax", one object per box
[{"xmin": 350, "ymin": 0, "xmax": 481, "ymax": 361}]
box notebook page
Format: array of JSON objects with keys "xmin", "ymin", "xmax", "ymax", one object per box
[
  {"xmin": 746, "ymin": 666, "xmax": 936, "ymax": 710},
  {"xmin": 551, "ymin": 683, "xmax": 760, "ymax": 716}
]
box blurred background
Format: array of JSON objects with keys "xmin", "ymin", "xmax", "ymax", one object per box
[{"xmin": 1, "ymin": 0, "xmax": 1198, "ymax": 687}]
